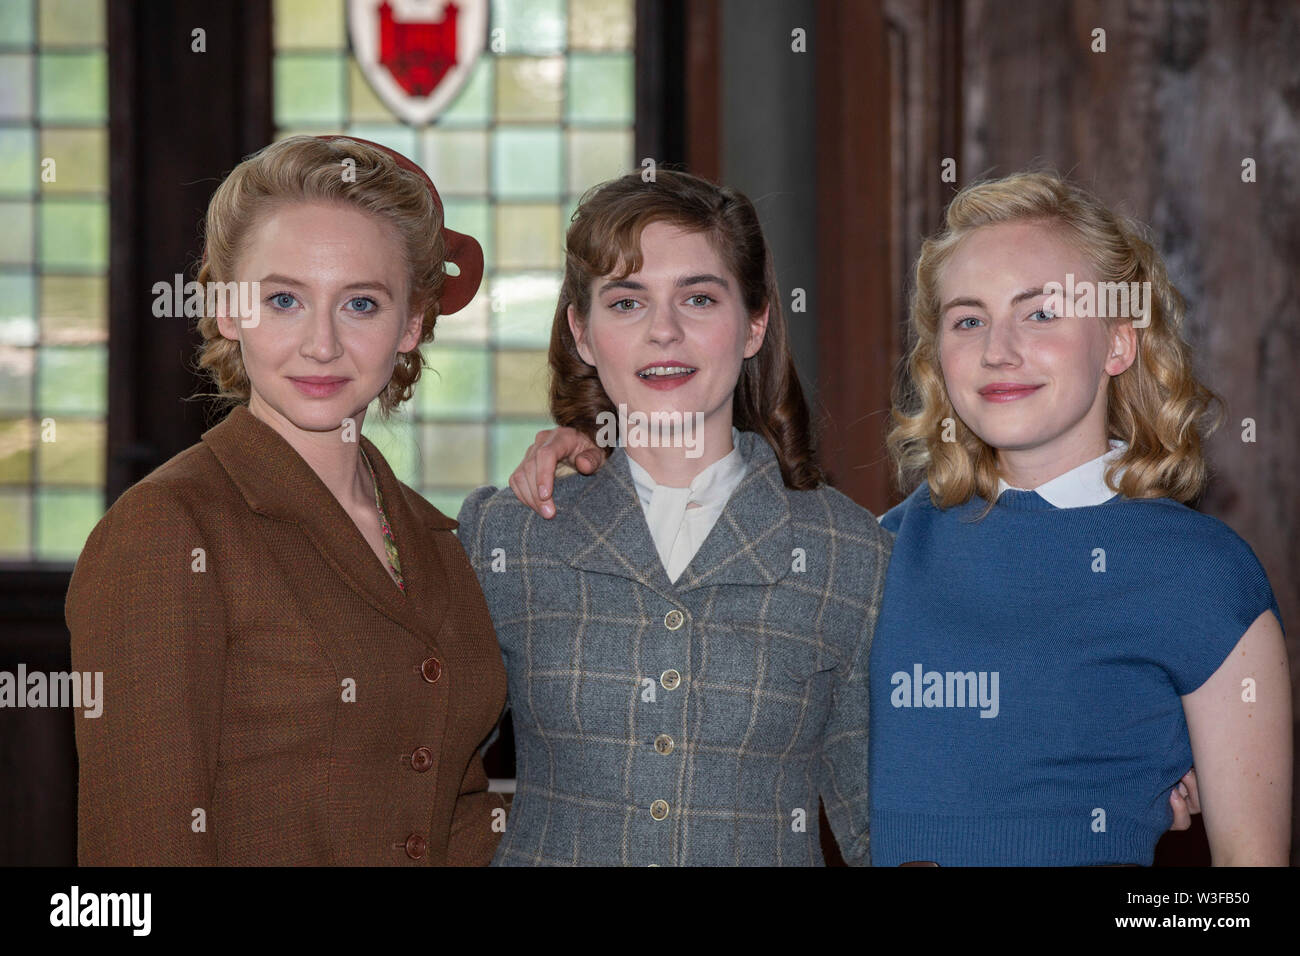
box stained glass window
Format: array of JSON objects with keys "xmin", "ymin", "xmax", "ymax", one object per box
[
  {"xmin": 272, "ymin": 0, "xmax": 635, "ymax": 518},
  {"xmin": 0, "ymin": 0, "xmax": 108, "ymax": 563}
]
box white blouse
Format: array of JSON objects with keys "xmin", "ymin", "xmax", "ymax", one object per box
[
  {"xmin": 626, "ymin": 427, "xmax": 748, "ymax": 583},
  {"xmin": 995, "ymin": 438, "xmax": 1129, "ymax": 507}
]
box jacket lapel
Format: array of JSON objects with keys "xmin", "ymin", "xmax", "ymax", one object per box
[
  {"xmin": 201, "ymin": 405, "xmax": 452, "ymax": 647},
  {"xmin": 557, "ymin": 431, "xmax": 792, "ymax": 595}
]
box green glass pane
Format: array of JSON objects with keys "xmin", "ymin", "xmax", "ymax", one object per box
[
  {"xmin": 423, "ymin": 488, "xmax": 472, "ymax": 519},
  {"xmin": 0, "ymin": 348, "xmax": 35, "ymax": 414},
  {"xmin": 35, "ymin": 487, "xmax": 102, "ymax": 560},
  {"xmin": 0, "ymin": 417, "xmax": 34, "ymax": 482},
  {"xmin": 39, "ymin": 0, "xmax": 105, "ymax": 46},
  {"xmin": 492, "ymin": 0, "xmax": 565, "ymax": 54},
  {"xmin": 493, "ymin": 127, "xmax": 562, "ymax": 199},
  {"xmin": 439, "ymin": 56, "xmax": 491, "ymax": 126},
  {"xmin": 442, "ymin": 197, "xmax": 491, "ymax": 266},
  {"xmin": 566, "ymin": 53, "xmax": 632, "ymax": 124},
  {"xmin": 37, "ymin": 344, "xmax": 105, "ymax": 415},
  {"xmin": 422, "ymin": 128, "xmax": 488, "ymax": 195},
  {"xmin": 495, "ymin": 349, "xmax": 548, "ymax": 416},
  {"xmin": 491, "ymin": 420, "xmax": 554, "ymax": 487},
  {"xmin": 0, "ymin": 274, "xmax": 37, "ymax": 346},
  {"xmin": 0, "ymin": 200, "xmax": 33, "ymax": 265},
  {"xmin": 569, "ymin": 0, "xmax": 634, "ymax": 51},
  {"xmin": 420, "ymin": 422, "xmax": 487, "ymax": 487},
  {"xmin": 343, "ymin": 122, "xmax": 416, "ymax": 159},
  {"xmin": 274, "ymin": 0, "xmax": 345, "ymax": 49},
  {"xmin": 0, "ymin": 127, "xmax": 34, "ymax": 195},
  {"xmin": 39, "ymin": 198, "xmax": 106, "ymax": 270},
  {"xmin": 38, "ymin": 51, "xmax": 106, "ymax": 123},
  {"xmin": 495, "ymin": 56, "xmax": 562, "ymax": 123},
  {"xmin": 0, "ymin": 54, "xmax": 33, "ymax": 119},
  {"xmin": 567, "ymin": 128, "xmax": 632, "ymax": 195},
  {"xmin": 0, "ymin": 1, "xmax": 34, "ymax": 46},
  {"xmin": 418, "ymin": 346, "xmax": 489, "ymax": 419},
  {"xmin": 494, "ymin": 203, "xmax": 561, "ymax": 270},
  {"xmin": 0, "ymin": 489, "xmax": 30, "ymax": 558},
  {"xmin": 35, "ymin": 416, "xmax": 103, "ymax": 485},
  {"xmin": 491, "ymin": 272, "xmax": 560, "ymax": 347},
  {"xmin": 348, "ymin": 59, "xmax": 393, "ymax": 123},
  {"xmin": 41, "ymin": 274, "xmax": 107, "ymax": 344},
  {"xmin": 39, "ymin": 127, "xmax": 107, "ymax": 194},
  {"xmin": 361, "ymin": 410, "xmax": 419, "ymax": 487},
  {"xmin": 274, "ymin": 54, "xmax": 345, "ymax": 125}
]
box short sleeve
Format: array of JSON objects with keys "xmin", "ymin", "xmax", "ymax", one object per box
[{"xmin": 1161, "ymin": 521, "xmax": 1283, "ymax": 695}]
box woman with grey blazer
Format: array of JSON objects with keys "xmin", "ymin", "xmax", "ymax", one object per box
[{"xmin": 457, "ymin": 170, "xmax": 891, "ymax": 866}]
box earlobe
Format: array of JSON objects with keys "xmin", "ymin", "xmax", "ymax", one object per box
[
  {"xmin": 397, "ymin": 309, "xmax": 424, "ymax": 353},
  {"xmin": 215, "ymin": 312, "xmax": 241, "ymax": 343}
]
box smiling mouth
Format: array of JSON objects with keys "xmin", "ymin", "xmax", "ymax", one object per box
[{"xmin": 637, "ymin": 365, "xmax": 698, "ymax": 380}]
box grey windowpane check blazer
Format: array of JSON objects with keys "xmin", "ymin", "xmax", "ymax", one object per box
[{"xmin": 457, "ymin": 430, "xmax": 893, "ymax": 866}]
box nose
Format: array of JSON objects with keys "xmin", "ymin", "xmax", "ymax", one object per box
[
  {"xmin": 645, "ymin": 301, "xmax": 685, "ymax": 346},
  {"xmin": 301, "ymin": 305, "xmax": 344, "ymax": 363},
  {"xmin": 980, "ymin": 315, "xmax": 1022, "ymax": 368}
]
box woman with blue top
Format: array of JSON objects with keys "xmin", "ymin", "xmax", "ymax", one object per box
[
  {"xmin": 871, "ymin": 171, "xmax": 1289, "ymax": 865},
  {"xmin": 457, "ymin": 170, "xmax": 892, "ymax": 866}
]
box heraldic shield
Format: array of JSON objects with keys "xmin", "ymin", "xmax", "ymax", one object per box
[{"xmin": 349, "ymin": 0, "xmax": 489, "ymax": 125}]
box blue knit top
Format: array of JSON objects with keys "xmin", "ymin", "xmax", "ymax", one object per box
[{"xmin": 868, "ymin": 483, "xmax": 1282, "ymax": 866}]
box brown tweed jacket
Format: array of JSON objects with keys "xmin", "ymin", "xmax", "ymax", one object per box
[{"xmin": 66, "ymin": 405, "xmax": 507, "ymax": 866}]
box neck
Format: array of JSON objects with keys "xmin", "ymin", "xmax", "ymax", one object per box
[
  {"xmin": 625, "ymin": 412, "xmax": 735, "ymax": 486},
  {"xmin": 248, "ymin": 394, "xmax": 373, "ymax": 511},
  {"xmin": 995, "ymin": 426, "xmax": 1111, "ymax": 490}
]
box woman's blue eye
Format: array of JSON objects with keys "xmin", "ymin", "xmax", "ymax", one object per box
[
  {"xmin": 348, "ymin": 297, "xmax": 377, "ymax": 313},
  {"xmin": 612, "ymin": 298, "xmax": 638, "ymax": 311},
  {"xmin": 1030, "ymin": 308, "xmax": 1058, "ymax": 322},
  {"xmin": 270, "ymin": 292, "xmax": 296, "ymax": 310},
  {"xmin": 686, "ymin": 294, "xmax": 714, "ymax": 307},
  {"xmin": 953, "ymin": 316, "xmax": 981, "ymax": 330}
]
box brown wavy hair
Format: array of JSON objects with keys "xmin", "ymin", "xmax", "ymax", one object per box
[
  {"xmin": 194, "ymin": 135, "xmax": 447, "ymax": 416},
  {"xmin": 550, "ymin": 169, "xmax": 823, "ymax": 489},
  {"xmin": 887, "ymin": 170, "xmax": 1223, "ymax": 511}
]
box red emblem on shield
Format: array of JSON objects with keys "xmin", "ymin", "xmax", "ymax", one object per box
[{"xmin": 349, "ymin": 0, "xmax": 488, "ymax": 126}]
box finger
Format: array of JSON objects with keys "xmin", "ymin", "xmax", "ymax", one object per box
[
  {"xmin": 1169, "ymin": 789, "xmax": 1191, "ymax": 831},
  {"xmin": 1181, "ymin": 770, "xmax": 1201, "ymax": 814}
]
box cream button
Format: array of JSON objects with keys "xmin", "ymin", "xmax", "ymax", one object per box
[
  {"xmin": 660, "ymin": 669, "xmax": 681, "ymax": 690},
  {"xmin": 650, "ymin": 799, "xmax": 669, "ymax": 820},
  {"xmin": 664, "ymin": 609, "xmax": 685, "ymax": 630},
  {"xmin": 654, "ymin": 734, "xmax": 674, "ymax": 755}
]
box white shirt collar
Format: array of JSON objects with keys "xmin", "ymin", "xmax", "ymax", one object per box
[
  {"xmin": 996, "ymin": 439, "xmax": 1127, "ymax": 508},
  {"xmin": 626, "ymin": 427, "xmax": 746, "ymax": 511}
]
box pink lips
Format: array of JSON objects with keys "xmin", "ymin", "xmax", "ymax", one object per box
[
  {"xmin": 289, "ymin": 376, "xmax": 349, "ymax": 398},
  {"xmin": 636, "ymin": 361, "xmax": 698, "ymax": 392},
  {"xmin": 978, "ymin": 382, "xmax": 1043, "ymax": 403}
]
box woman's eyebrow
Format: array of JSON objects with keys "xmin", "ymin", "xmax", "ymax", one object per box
[
  {"xmin": 256, "ymin": 274, "xmax": 392, "ymax": 296},
  {"xmin": 597, "ymin": 278, "xmax": 645, "ymax": 295},
  {"xmin": 941, "ymin": 287, "xmax": 1047, "ymax": 312},
  {"xmin": 676, "ymin": 273, "xmax": 729, "ymax": 288}
]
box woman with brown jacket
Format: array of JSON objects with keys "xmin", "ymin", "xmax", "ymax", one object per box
[{"xmin": 66, "ymin": 135, "xmax": 506, "ymax": 866}]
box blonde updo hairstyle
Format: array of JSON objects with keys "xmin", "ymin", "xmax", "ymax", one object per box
[
  {"xmin": 888, "ymin": 170, "xmax": 1223, "ymax": 511},
  {"xmin": 195, "ymin": 135, "xmax": 447, "ymax": 416}
]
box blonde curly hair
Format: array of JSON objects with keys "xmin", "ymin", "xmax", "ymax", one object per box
[
  {"xmin": 887, "ymin": 171, "xmax": 1223, "ymax": 511},
  {"xmin": 194, "ymin": 135, "xmax": 447, "ymax": 416}
]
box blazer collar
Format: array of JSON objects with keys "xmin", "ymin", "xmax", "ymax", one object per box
[
  {"xmin": 559, "ymin": 430, "xmax": 793, "ymax": 595},
  {"xmin": 201, "ymin": 405, "xmax": 454, "ymax": 646}
]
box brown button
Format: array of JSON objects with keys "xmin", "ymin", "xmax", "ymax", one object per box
[
  {"xmin": 405, "ymin": 833, "xmax": 427, "ymax": 860},
  {"xmin": 660, "ymin": 669, "xmax": 681, "ymax": 690},
  {"xmin": 650, "ymin": 799, "xmax": 669, "ymax": 820},
  {"xmin": 410, "ymin": 746, "xmax": 434, "ymax": 772},
  {"xmin": 653, "ymin": 734, "xmax": 674, "ymax": 755},
  {"xmin": 420, "ymin": 657, "xmax": 442, "ymax": 683},
  {"xmin": 664, "ymin": 609, "xmax": 684, "ymax": 630}
]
